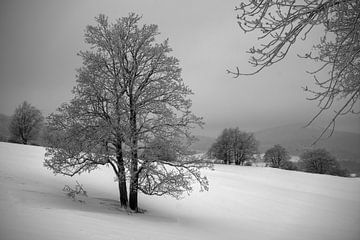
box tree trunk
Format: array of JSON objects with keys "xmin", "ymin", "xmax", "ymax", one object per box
[
  {"xmin": 129, "ymin": 133, "xmax": 138, "ymax": 211},
  {"xmin": 118, "ymin": 178, "xmax": 128, "ymax": 207},
  {"xmin": 21, "ymin": 132, "xmax": 27, "ymax": 144},
  {"xmin": 129, "ymin": 173, "xmax": 138, "ymax": 211},
  {"xmin": 116, "ymin": 139, "xmax": 128, "ymax": 208},
  {"xmin": 129, "ymin": 105, "xmax": 139, "ymax": 211}
]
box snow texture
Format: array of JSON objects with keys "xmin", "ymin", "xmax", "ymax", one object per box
[{"xmin": 0, "ymin": 142, "xmax": 359, "ymax": 240}]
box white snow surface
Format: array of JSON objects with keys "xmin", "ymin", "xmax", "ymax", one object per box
[{"xmin": 0, "ymin": 142, "xmax": 359, "ymax": 240}]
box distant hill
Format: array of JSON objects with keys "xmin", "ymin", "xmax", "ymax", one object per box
[
  {"xmin": 191, "ymin": 135, "xmax": 216, "ymax": 153},
  {"xmin": 254, "ymin": 123, "xmax": 360, "ymax": 162},
  {"xmin": 0, "ymin": 114, "xmax": 11, "ymax": 141}
]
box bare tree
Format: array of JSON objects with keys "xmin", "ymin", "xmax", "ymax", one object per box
[
  {"xmin": 9, "ymin": 101, "xmax": 44, "ymax": 144},
  {"xmin": 45, "ymin": 14, "xmax": 209, "ymax": 212},
  {"xmin": 264, "ymin": 144, "xmax": 290, "ymax": 168},
  {"xmin": 230, "ymin": 0, "xmax": 360, "ymax": 143},
  {"xmin": 208, "ymin": 128, "xmax": 258, "ymax": 165},
  {"xmin": 300, "ymin": 148, "xmax": 348, "ymax": 176}
]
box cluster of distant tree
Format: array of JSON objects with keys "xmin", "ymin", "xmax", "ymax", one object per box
[
  {"xmin": 264, "ymin": 145, "xmax": 349, "ymax": 177},
  {"xmin": 207, "ymin": 127, "xmax": 258, "ymax": 165},
  {"xmin": 208, "ymin": 128, "xmax": 350, "ymax": 177}
]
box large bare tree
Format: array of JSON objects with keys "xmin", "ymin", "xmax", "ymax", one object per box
[
  {"xmin": 230, "ymin": 0, "xmax": 360, "ymax": 142},
  {"xmin": 45, "ymin": 14, "xmax": 209, "ymax": 212}
]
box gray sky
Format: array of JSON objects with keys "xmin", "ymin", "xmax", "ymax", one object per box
[{"xmin": 0, "ymin": 0, "xmax": 359, "ymax": 136}]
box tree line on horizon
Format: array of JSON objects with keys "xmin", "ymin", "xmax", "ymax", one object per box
[{"xmin": 207, "ymin": 127, "xmax": 349, "ymax": 177}]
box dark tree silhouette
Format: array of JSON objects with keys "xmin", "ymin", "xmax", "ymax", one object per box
[
  {"xmin": 300, "ymin": 148, "xmax": 347, "ymax": 176},
  {"xmin": 9, "ymin": 101, "xmax": 44, "ymax": 144},
  {"xmin": 264, "ymin": 144, "xmax": 290, "ymax": 168},
  {"xmin": 208, "ymin": 128, "xmax": 258, "ymax": 165}
]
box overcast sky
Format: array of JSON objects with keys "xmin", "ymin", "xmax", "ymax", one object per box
[{"xmin": 0, "ymin": 0, "xmax": 359, "ymax": 136}]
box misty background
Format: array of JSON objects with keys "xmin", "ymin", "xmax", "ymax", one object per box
[{"xmin": 0, "ymin": 0, "xmax": 359, "ymax": 138}]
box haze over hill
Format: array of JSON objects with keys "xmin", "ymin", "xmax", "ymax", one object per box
[
  {"xmin": 254, "ymin": 123, "xmax": 360, "ymax": 162},
  {"xmin": 192, "ymin": 123, "xmax": 360, "ymax": 162},
  {"xmin": 0, "ymin": 114, "xmax": 11, "ymax": 140}
]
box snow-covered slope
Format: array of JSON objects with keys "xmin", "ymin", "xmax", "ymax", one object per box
[{"xmin": 0, "ymin": 142, "xmax": 359, "ymax": 240}]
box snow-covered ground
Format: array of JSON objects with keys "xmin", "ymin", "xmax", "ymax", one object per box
[{"xmin": 0, "ymin": 142, "xmax": 359, "ymax": 240}]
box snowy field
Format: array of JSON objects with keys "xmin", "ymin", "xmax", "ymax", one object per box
[{"xmin": 0, "ymin": 142, "xmax": 359, "ymax": 240}]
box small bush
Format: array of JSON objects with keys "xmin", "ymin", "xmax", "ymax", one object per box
[
  {"xmin": 329, "ymin": 167, "xmax": 349, "ymax": 177},
  {"xmin": 7, "ymin": 138, "xmax": 22, "ymax": 144},
  {"xmin": 280, "ymin": 161, "xmax": 298, "ymax": 171},
  {"xmin": 63, "ymin": 181, "xmax": 88, "ymax": 202},
  {"xmin": 0, "ymin": 135, "xmax": 8, "ymax": 142},
  {"xmin": 244, "ymin": 161, "xmax": 253, "ymax": 166}
]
